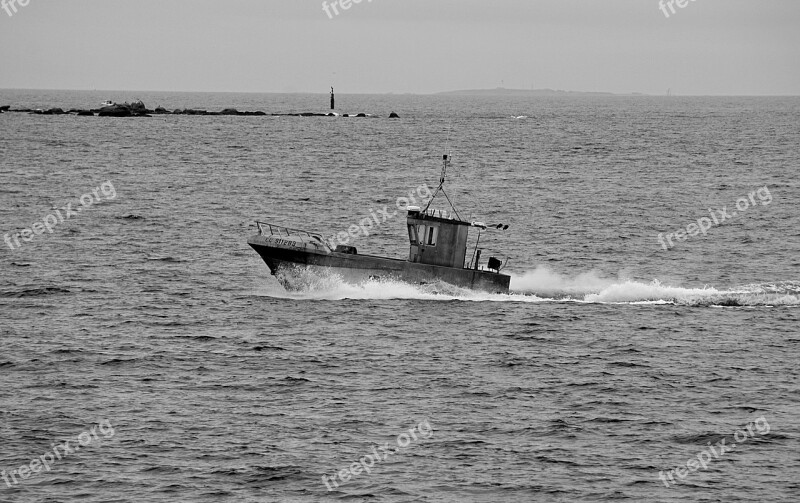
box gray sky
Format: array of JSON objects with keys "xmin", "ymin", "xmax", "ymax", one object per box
[{"xmin": 1, "ymin": 0, "xmax": 798, "ymax": 95}]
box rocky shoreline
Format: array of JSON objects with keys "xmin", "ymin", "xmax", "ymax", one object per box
[{"xmin": 0, "ymin": 101, "xmax": 400, "ymax": 118}]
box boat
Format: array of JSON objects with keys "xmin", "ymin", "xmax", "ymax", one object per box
[{"xmin": 247, "ymin": 154, "xmax": 511, "ymax": 293}]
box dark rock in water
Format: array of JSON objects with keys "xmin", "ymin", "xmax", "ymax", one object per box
[
  {"xmin": 172, "ymin": 109, "xmax": 183, "ymax": 114},
  {"xmin": 326, "ymin": 112, "xmax": 336, "ymax": 117},
  {"xmin": 0, "ymin": 105, "xmax": 9, "ymax": 112},
  {"xmin": 127, "ymin": 100, "xmax": 148, "ymax": 113},
  {"xmin": 43, "ymin": 108, "xmax": 65, "ymax": 115},
  {"xmin": 220, "ymin": 108, "xmax": 241, "ymax": 115},
  {"xmin": 342, "ymin": 114, "xmax": 350, "ymax": 117},
  {"xmin": 182, "ymin": 109, "xmax": 207, "ymax": 115},
  {"xmin": 98, "ymin": 100, "xmax": 151, "ymax": 117},
  {"xmin": 77, "ymin": 110, "xmax": 94, "ymax": 116},
  {"xmin": 252, "ymin": 111, "xmax": 266, "ymax": 116},
  {"xmin": 153, "ymin": 107, "xmax": 169, "ymax": 114},
  {"xmin": 356, "ymin": 113, "xmax": 366, "ymax": 117},
  {"xmin": 389, "ymin": 112, "xmax": 400, "ymax": 118},
  {"xmin": 98, "ymin": 104, "xmax": 132, "ymax": 117}
]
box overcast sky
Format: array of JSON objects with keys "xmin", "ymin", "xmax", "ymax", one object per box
[{"xmin": 1, "ymin": 0, "xmax": 798, "ymax": 95}]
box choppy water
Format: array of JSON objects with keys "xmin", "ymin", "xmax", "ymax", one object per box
[{"xmin": 1, "ymin": 90, "xmax": 799, "ymax": 502}]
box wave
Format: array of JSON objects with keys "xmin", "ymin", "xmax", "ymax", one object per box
[
  {"xmin": 0, "ymin": 287, "xmax": 71, "ymax": 298},
  {"xmin": 255, "ymin": 266, "xmax": 800, "ymax": 306},
  {"xmin": 512, "ymin": 267, "xmax": 799, "ymax": 306}
]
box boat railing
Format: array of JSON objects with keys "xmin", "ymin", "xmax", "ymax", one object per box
[
  {"xmin": 424, "ymin": 208, "xmax": 451, "ymax": 220},
  {"xmin": 256, "ymin": 221, "xmax": 328, "ymax": 244},
  {"xmin": 256, "ymin": 222, "xmax": 325, "ymax": 241}
]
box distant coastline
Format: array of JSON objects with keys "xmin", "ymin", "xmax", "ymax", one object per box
[{"xmin": 435, "ymin": 87, "xmax": 644, "ymax": 97}]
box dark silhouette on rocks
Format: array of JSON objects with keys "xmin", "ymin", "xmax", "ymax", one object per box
[{"xmin": 98, "ymin": 100, "xmax": 151, "ymax": 117}]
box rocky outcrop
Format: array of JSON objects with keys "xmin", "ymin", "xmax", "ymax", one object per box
[
  {"xmin": 33, "ymin": 108, "xmax": 65, "ymax": 115},
  {"xmin": 98, "ymin": 105, "xmax": 133, "ymax": 117},
  {"xmin": 2, "ymin": 101, "xmax": 398, "ymax": 119},
  {"xmin": 97, "ymin": 100, "xmax": 151, "ymax": 117}
]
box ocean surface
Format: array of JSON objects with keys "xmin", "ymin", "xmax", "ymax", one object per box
[{"xmin": 1, "ymin": 90, "xmax": 799, "ymax": 502}]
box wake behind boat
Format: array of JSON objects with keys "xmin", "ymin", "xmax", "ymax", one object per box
[{"xmin": 248, "ymin": 154, "xmax": 511, "ymax": 293}]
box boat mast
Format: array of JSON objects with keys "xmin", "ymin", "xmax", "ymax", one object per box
[{"xmin": 423, "ymin": 153, "xmax": 462, "ymax": 220}]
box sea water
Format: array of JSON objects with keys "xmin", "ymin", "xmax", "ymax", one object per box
[{"xmin": 1, "ymin": 90, "xmax": 798, "ymax": 502}]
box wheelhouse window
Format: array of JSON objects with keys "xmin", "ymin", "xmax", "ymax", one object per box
[
  {"xmin": 415, "ymin": 225, "xmax": 438, "ymax": 246},
  {"xmin": 427, "ymin": 226, "xmax": 438, "ymax": 245},
  {"xmin": 423, "ymin": 225, "xmax": 438, "ymax": 246},
  {"xmin": 407, "ymin": 224, "xmax": 418, "ymax": 244}
]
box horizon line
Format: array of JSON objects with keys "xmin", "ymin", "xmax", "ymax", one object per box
[{"xmin": 1, "ymin": 87, "xmax": 799, "ymax": 97}]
